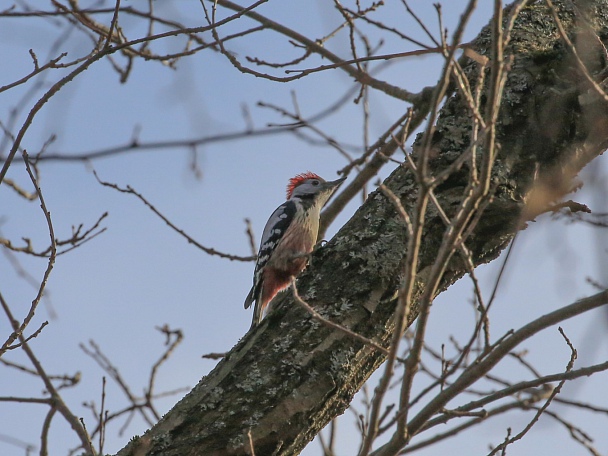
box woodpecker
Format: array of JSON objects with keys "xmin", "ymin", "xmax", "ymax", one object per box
[{"xmin": 244, "ymin": 172, "xmax": 346, "ymax": 328}]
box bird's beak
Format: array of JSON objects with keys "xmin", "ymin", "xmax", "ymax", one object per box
[{"xmin": 326, "ymin": 176, "xmax": 347, "ymax": 189}]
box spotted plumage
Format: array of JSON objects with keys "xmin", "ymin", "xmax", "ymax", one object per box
[{"xmin": 244, "ymin": 172, "xmax": 346, "ymax": 328}]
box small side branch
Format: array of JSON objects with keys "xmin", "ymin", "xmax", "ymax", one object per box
[
  {"xmin": 94, "ymin": 171, "xmax": 255, "ymax": 262},
  {"xmin": 291, "ymin": 279, "xmax": 389, "ymax": 356}
]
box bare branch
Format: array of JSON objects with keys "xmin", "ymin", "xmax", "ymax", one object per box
[
  {"xmin": 94, "ymin": 171, "xmax": 254, "ymax": 262},
  {"xmin": 291, "ymin": 279, "xmax": 389, "ymax": 356}
]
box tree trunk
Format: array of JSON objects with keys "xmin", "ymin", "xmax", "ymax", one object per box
[{"xmin": 117, "ymin": 1, "xmax": 608, "ymax": 454}]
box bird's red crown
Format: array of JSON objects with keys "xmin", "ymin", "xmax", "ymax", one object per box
[{"xmin": 286, "ymin": 172, "xmax": 322, "ymax": 199}]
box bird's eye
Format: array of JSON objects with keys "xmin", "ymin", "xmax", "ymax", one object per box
[{"xmin": 312, "ymin": 180, "xmax": 320, "ymax": 186}]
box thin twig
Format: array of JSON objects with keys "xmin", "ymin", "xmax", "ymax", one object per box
[
  {"xmin": 94, "ymin": 171, "xmax": 254, "ymax": 262},
  {"xmin": 291, "ymin": 279, "xmax": 389, "ymax": 355}
]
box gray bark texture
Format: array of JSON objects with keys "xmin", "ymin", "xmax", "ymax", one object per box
[{"xmin": 118, "ymin": 1, "xmax": 608, "ymax": 455}]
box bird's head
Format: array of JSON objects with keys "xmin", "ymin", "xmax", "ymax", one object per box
[{"xmin": 286, "ymin": 172, "xmax": 346, "ymax": 205}]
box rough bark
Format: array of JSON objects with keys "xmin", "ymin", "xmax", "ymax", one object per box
[{"xmin": 117, "ymin": 1, "xmax": 608, "ymax": 455}]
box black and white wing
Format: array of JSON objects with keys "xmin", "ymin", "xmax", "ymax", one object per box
[{"xmin": 244, "ymin": 200, "xmax": 297, "ymax": 309}]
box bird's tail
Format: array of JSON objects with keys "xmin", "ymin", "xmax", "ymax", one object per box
[
  {"xmin": 250, "ymin": 301, "xmax": 264, "ymax": 330},
  {"xmin": 244, "ymin": 286, "xmax": 255, "ymax": 309},
  {"xmin": 245, "ymin": 285, "xmax": 264, "ymax": 329}
]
